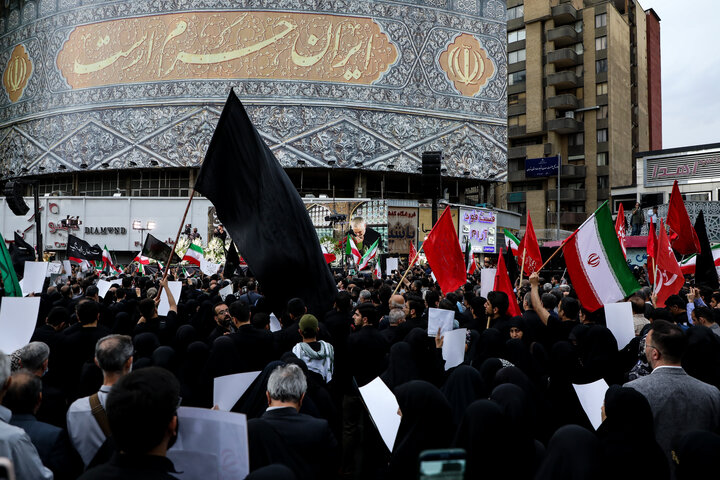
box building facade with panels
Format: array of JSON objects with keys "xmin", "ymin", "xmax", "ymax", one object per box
[
  {"xmin": 503, "ymin": 0, "xmax": 661, "ymax": 237},
  {"xmin": 0, "ymin": 0, "xmax": 508, "ymax": 203}
]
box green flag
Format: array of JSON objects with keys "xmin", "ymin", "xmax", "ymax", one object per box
[{"xmin": 0, "ymin": 233, "xmax": 22, "ymax": 297}]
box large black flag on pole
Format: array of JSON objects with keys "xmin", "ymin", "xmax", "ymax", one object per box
[
  {"xmin": 693, "ymin": 210, "xmax": 719, "ymax": 289},
  {"xmin": 195, "ymin": 90, "xmax": 335, "ymax": 315},
  {"xmin": 141, "ymin": 234, "xmax": 181, "ymax": 264},
  {"xmin": 66, "ymin": 234, "xmax": 103, "ymax": 262}
]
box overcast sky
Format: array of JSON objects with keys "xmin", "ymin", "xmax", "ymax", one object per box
[{"xmin": 644, "ymin": 0, "xmax": 720, "ymax": 149}]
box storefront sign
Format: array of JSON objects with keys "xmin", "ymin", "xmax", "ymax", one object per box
[
  {"xmin": 645, "ymin": 149, "xmax": 720, "ymax": 187},
  {"xmin": 459, "ymin": 207, "xmax": 496, "ymax": 253}
]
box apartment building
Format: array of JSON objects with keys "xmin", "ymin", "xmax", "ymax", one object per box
[{"xmin": 504, "ymin": 0, "xmax": 661, "ymax": 236}]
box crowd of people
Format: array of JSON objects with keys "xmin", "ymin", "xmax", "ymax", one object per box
[{"xmin": 0, "ymin": 257, "xmax": 719, "ymax": 479}]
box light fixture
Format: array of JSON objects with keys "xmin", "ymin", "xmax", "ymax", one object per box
[
  {"xmin": 146, "ymin": 221, "xmax": 156, "ymax": 230},
  {"xmin": 132, "ymin": 220, "xmax": 142, "ymax": 230}
]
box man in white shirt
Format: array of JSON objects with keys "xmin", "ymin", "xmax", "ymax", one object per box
[
  {"xmin": 66, "ymin": 334, "xmax": 133, "ymax": 467},
  {"xmin": 0, "ymin": 350, "xmax": 53, "ymax": 479}
]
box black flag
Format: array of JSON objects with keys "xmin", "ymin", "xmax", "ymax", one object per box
[
  {"xmin": 504, "ymin": 246, "xmax": 519, "ymax": 287},
  {"xmin": 223, "ymin": 242, "xmax": 241, "ymax": 278},
  {"xmin": 693, "ymin": 210, "xmax": 719, "ymax": 289},
  {"xmin": 67, "ymin": 234, "xmax": 103, "ymax": 262},
  {"xmin": 141, "ymin": 234, "xmax": 181, "ymax": 264},
  {"xmin": 9, "ymin": 232, "xmax": 36, "ymax": 277},
  {"xmin": 194, "ymin": 90, "xmax": 335, "ymax": 315}
]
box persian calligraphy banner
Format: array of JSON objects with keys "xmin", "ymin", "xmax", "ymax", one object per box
[
  {"xmin": 56, "ymin": 11, "xmax": 398, "ymax": 89},
  {"xmin": 387, "ymin": 207, "xmax": 418, "ymax": 255}
]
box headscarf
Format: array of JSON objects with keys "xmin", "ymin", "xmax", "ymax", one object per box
[
  {"xmin": 389, "ymin": 381, "xmax": 454, "ymax": 480},
  {"xmin": 234, "ymin": 360, "xmax": 284, "ymax": 419},
  {"xmin": 453, "ymin": 400, "xmax": 511, "ymax": 480},
  {"xmin": 133, "ymin": 332, "xmax": 160, "ymax": 360},
  {"xmin": 596, "ymin": 385, "xmax": 669, "ymax": 479},
  {"xmin": 489, "ymin": 383, "xmax": 538, "ymax": 478},
  {"xmin": 203, "ymin": 335, "xmax": 241, "ymax": 379},
  {"xmin": 381, "ymin": 342, "xmax": 420, "ymax": 390},
  {"xmin": 111, "ymin": 312, "xmax": 135, "ymax": 336},
  {"xmin": 534, "ymin": 425, "xmax": 602, "ymax": 480},
  {"xmin": 673, "ymin": 431, "xmax": 720, "ymax": 480},
  {"xmin": 441, "ymin": 365, "xmax": 487, "ymax": 427},
  {"xmin": 178, "ymin": 341, "xmax": 211, "ymax": 407},
  {"xmin": 151, "ymin": 346, "xmax": 178, "ymax": 374}
]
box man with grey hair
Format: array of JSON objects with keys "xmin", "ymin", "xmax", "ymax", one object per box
[
  {"xmin": 67, "ymin": 334, "xmax": 134, "ymax": 467},
  {"xmin": 248, "ymin": 364, "xmax": 337, "ymax": 479},
  {"xmin": 358, "ymin": 289, "xmax": 372, "ymax": 304},
  {"xmin": 16, "ymin": 342, "xmax": 50, "ymax": 376},
  {"xmin": 0, "ymin": 350, "xmax": 53, "ymax": 479},
  {"xmin": 381, "ymin": 308, "xmax": 407, "ymax": 345}
]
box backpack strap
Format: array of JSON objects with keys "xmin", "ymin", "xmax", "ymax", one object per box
[{"xmin": 89, "ymin": 392, "xmax": 112, "ymax": 438}]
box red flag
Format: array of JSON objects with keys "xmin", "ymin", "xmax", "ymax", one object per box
[
  {"xmin": 423, "ymin": 206, "xmax": 466, "ymax": 294},
  {"xmin": 493, "ymin": 250, "xmax": 522, "ymax": 317},
  {"xmin": 647, "ymin": 220, "xmax": 657, "ymax": 285},
  {"xmin": 666, "ymin": 180, "xmax": 700, "ymax": 254},
  {"xmin": 519, "ymin": 213, "xmax": 543, "ymax": 274},
  {"xmin": 653, "ymin": 220, "xmax": 684, "ymax": 307},
  {"xmin": 615, "ymin": 203, "xmax": 627, "ymax": 259},
  {"xmin": 409, "ymin": 241, "xmax": 418, "ymax": 267}
]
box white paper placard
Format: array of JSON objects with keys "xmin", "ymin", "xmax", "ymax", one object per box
[
  {"xmin": 480, "ymin": 268, "xmax": 497, "ymax": 298},
  {"xmin": 62, "ymin": 260, "xmax": 72, "ymax": 275},
  {"xmin": 46, "ymin": 262, "xmax": 63, "ymax": 276},
  {"xmin": 96, "ymin": 279, "xmax": 113, "ymax": 299},
  {"xmin": 604, "ymin": 302, "xmax": 635, "ymax": 350},
  {"xmin": 572, "ymin": 378, "xmax": 609, "ymax": 430},
  {"xmin": 386, "ymin": 257, "xmax": 399, "ymax": 274},
  {"xmin": 168, "ymin": 407, "xmax": 249, "ymax": 480},
  {"xmin": 358, "ymin": 377, "xmax": 401, "ymax": 452},
  {"xmin": 219, "ymin": 284, "xmax": 233, "ymax": 301},
  {"xmin": 0, "ymin": 297, "xmax": 41, "ymax": 354},
  {"xmin": 200, "ymin": 258, "xmax": 220, "ymax": 276},
  {"xmin": 158, "ymin": 281, "xmax": 182, "ymax": 316},
  {"xmin": 428, "ymin": 308, "xmax": 454, "ymax": 337},
  {"xmin": 213, "ymin": 371, "xmax": 261, "ymax": 411},
  {"xmin": 21, "ymin": 262, "xmax": 48, "ymax": 296},
  {"xmin": 442, "ymin": 328, "xmax": 467, "ymax": 371},
  {"xmin": 269, "ymin": 313, "xmax": 282, "ymax": 332}
]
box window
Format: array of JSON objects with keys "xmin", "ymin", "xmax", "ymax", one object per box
[
  {"xmin": 596, "ymin": 59, "xmax": 608, "ymax": 74},
  {"xmin": 569, "ymin": 133, "xmax": 584, "ymax": 146},
  {"xmin": 597, "ymin": 129, "xmax": 608, "ymax": 143},
  {"xmin": 509, "ymin": 49, "xmax": 526, "ymax": 64},
  {"xmin": 79, "ymin": 174, "xmax": 121, "ymax": 197},
  {"xmin": 595, "ymin": 13, "xmax": 607, "ymax": 28},
  {"xmin": 38, "ymin": 176, "xmax": 74, "ymax": 196},
  {"xmin": 596, "ymin": 82, "xmax": 608, "ymax": 95},
  {"xmin": 597, "ymin": 176, "xmax": 609, "ymax": 189},
  {"xmin": 596, "ymin": 105, "xmax": 608, "ymax": 119},
  {"xmin": 507, "ymin": 5, "xmax": 524, "ymax": 20},
  {"xmin": 508, "ymin": 70, "xmax": 526, "ymax": 85},
  {"xmin": 508, "ymin": 29, "xmax": 526, "ymax": 43},
  {"xmin": 508, "ymin": 92, "xmax": 526, "ymax": 105},
  {"xmin": 595, "ymin": 36, "xmax": 607, "ymax": 51},
  {"xmin": 130, "ymin": 171, "xmax": 191, "ymax": 197},
  {"xmin": 682, "ymin": 192, "xmax": 711, "ymax": 202},
  {"xmin": 508, "ymin": 114, "xmax": 526, "ymax": 126},
  {"xmin": 596, "ymin": 152, "xmax": 608, "ymax": 166}
]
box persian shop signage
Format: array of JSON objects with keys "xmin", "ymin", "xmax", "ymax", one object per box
[
  {"xmin": 644, "ymin": 150, "xmax": 720, "ymax": 187},
  {"xmin": 459, "ymin": 208, "xmax": 496, "ymax": 254}
]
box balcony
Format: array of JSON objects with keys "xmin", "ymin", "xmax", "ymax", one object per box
[
  {"xmin": 547, "ymin": 71, "xmax": 579, "ymax": 88},
  {"xmin": 546, "ymin": 188, "xmax": 586, "ymax": 202},
  {"xmin": 561, "ymin": 164, "xmax": 586, "ymax": 178},
  {"xmin": 508, "ymin": 169, "xmax": 526, "ymax": 182},
  {"xmin": 508, "ymin": 125, "xmax": 527, "ymax": 138},
  {"xmin": 547, "ymin": 117, "xmax": 583, "ymax": 134},
  {"xmin": 507, "ymin": 191, "xmax": 526, "ymax": 203},
  {"xmin": 551, "ymin": 3, "xmax": 578, "ymax": 25},
  {"xmin": 548, "ymin": 25, "xmax": 578, "ymax": 47},
  {"xmin": 547, "ymin": 93, "xmax": 579, "ymax": 110},
  {"xmin": 597, "ymin": 188, "xmax": 610, "ymax": 200},
  {"xmin": 547, "ymin": 48, "xmax": 578, "ymax": 67},
  {"xmin": 508, "ymin": 146, "xmax": 526, "ymax": 159},
  {"xmin": 547, "ymin": 211, "xmax": 588, "ymax": 225}
]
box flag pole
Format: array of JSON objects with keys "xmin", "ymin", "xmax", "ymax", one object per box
[
  {"xmin": 519, "ymin": 248, "xmax": 527, "ymax": 282},
  {"xmin": 157, "ymin": 189, "xmax": 196, "ymax": 293},
  {"xmin": 392, "ymin": 246, "xmax": 424, "ymax": 296}
]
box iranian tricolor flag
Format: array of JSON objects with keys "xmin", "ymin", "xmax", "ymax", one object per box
[
  {"xmin": 504, "ymin": 229, "xmax": 520, "ymax": 256},
  {"xmin": 102, "ymin": 245, "xmax": 121, "ymax": 274},
  {"xmin": 680, "ymin": 244, "xmax": 720, "ymax": 275},
  {"xmin": 467, "ymin": 255, "xmax": 477, "ymax": 275},
  {"xmin": 357, "ymin": 238, "xmax": 380, "ymax": 270},
  {"xmin": 182, "ymin": 243, "xmax": 204, "ymax": 266},
  {"xmin": 133, "ymin": 252, "xmax": 150, "ymax": 274},
  {"xmin": 346, "ymin": 234, "xmax": 362, "ymax": 265},
  {"xmin": 562, "ymin": 202, "xmax": 640, "ymax": 312}
]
